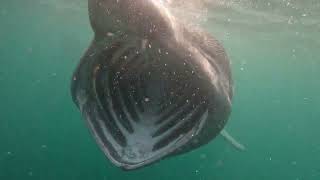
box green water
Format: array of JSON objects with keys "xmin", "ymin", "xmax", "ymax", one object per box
[{"xmin": 1, "ymin": 0, "xmax": 319, "ymax": 179}]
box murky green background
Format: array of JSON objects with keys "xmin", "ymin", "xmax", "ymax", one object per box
[{"xmin": 1, "ymin": 0, "xmax": 319, "ymax": 179}]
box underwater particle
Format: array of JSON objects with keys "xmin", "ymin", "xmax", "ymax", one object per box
[
  {"xmin": 292, "ymin": 54, "xmax": 296, "ymax": 59},
  {"xmin": 200, "ymin": 153, "xmax": 207, "ymax": 159},
  {"xmin": 240, "ymin": 67, "xmax": 244, "ymax": 71},
  {"xmin": 288, "ymin": 16, "xmax": 294, "ymax": 24},
  {"xmin": 301, "ymin": 13, "xmax": 307, "ymax": 17},
  {"xmin": 144, "ymin": 97, "xmax": 150, "ymax": 102},
  {"xmin": 286, "ymin": 2, "xmax": 290, "ymax": 6},
  {"xmin": 291, "ymin": 161, "xmax": 297, "ymax": 165},
  {"xmin": 7, "ymin": 151, "xmax": 12, "ymax": 155},
  {"xmin": 303, "ymin": 97, "xmax": 310, "ymax": 104},
  {"xmin": 215, "ymin": 159, "xmax": 224, "ymax": 167},
  {"xmin": 41, "ymin": 145, "xmax": 47, "ymax": 149},
  {"xmin": 28, "ymin": 171, "xmax": 33, "ymax": 176},
  {"xmin": 195, "ymin": 169, "xmax": 199, "ymax": 174},
  {"xmin": 225, "ymin": 32, "xmax": 230, "ymax": 38},
  {"xmin": 1, "ymin": 9, "xmax": 7, "ymax": 16},
  {"xmin": 107, "ymin": 32, "xmax": 114, "ymax": 36},
  {"xmin": 311, "ymin": 169, "xmax": 320, "ymax": 177},
  {"xmin": 27, "ymin": 47, "xmax": 33, "ymax": 53}
]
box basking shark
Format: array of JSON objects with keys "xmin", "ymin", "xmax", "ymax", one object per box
[{"xmin": 71, "ymin": 0, "xmax": 245, "ymax": 170}]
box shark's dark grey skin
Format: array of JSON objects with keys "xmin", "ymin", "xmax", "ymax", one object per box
[{"xmin": 71, "ymin": 0, "xmax": 236, "ymax": 170}]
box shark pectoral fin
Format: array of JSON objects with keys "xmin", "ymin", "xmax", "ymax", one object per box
[{"xmin": 220, "ymin": 129, "xmax": 246, "ymax": 151}]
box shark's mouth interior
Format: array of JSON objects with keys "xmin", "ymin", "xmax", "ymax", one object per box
[{"xmin": 87, "ymin": 42, "xmax": 209, "ymax": 169}]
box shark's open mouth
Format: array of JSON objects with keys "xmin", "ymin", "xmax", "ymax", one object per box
[{"xmin": 78, "ymin": 41, "xmax": 210, "ymax": 169}]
